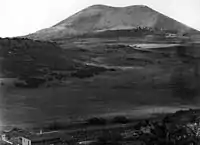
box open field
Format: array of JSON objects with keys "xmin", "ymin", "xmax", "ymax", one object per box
[{"xmin": 1, "ymin": 37, "xmax": 200, "ymax": 129}]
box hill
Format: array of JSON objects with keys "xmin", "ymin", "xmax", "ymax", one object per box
[
  {"xmin": 0, "ymin": 38, "xmax": 74, "ymax": 77},
  {"xmin": 0, "ymin": 38, "xmax": 115, "ymax": 87},
  {"xmin": 26, "ymin": 4, "xmax": 197, "ymax": 40}
]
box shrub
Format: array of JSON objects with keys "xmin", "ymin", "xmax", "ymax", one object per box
[
  {"xmin": 97, "ymin": 131, "xmax": 122, "ymax": 145},
  {"xmin": 45, "ymin": 121, "xmax": 64, "ymax": 131},
  {"xmin": 86, "ymin": 117, "xmax": 107, "ymax": 125},
  {"xmin": 111, "ymin": 116, "xmax": 129, "ymax": 124}
]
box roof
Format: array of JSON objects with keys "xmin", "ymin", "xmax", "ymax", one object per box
[{"xmin": 2, "ymin": 128, "xmax": 31, "ymax": 138}]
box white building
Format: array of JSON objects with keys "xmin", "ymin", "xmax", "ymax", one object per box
[
  {"xmin": 0, "ymin": 78, "xmax": 18, "ymax": 87},
  {"xmin": 20, "ymin": 131, "xmax": 72, "ymax": 145},
  {"xmin": 21, "ymin": 137, "xmax": 31, "ymax": 145},
  {"xmin": 1, "ymin": 134, "xmax": 7, "ymax": 141}
]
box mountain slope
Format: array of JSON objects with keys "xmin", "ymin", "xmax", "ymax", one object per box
[{"xmin": 26, "ymin": 4, "xmax": 197, "ymax": 40}]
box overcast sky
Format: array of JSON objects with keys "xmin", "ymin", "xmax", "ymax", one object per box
[{"xmin": 0, "ymin": 0, "xmax": 200, "ymax": 37}]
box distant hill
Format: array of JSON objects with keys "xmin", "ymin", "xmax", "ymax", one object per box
[
  {"xmin": 0, "ymin": 38, "xmax": 75, "ymax": 78},
  {"xmin": 25, "ymin": 4, "xmax": 198, "ymax": 40}
]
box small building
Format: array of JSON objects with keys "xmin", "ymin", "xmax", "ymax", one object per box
[
  {"xmin": 1, "ymin": 134, "xmax": 7, "ymax": 141},
  {"xmin": 165, "ymin": 33, "xmax": 177, "ymax": 38},
  {"xmin": 1, "ymin": 128, "xmax": 32, "ymax": 145},
  {"xmin": 1, "ymin": 133, "xmax": 20, "ymax": 145},
  {"xmin": 0, "ymin": 78, "xmax": 19, "ymax": 87},
  {"xmin": 21, "ymin": 137, "xmax": 32, "ymax": 145},
  {"xmin": 1, "ymin": 128, "xmax": 31, "ymax": 140},
  {"xmin": 21, "ymin": 131, "xmax": 73, "ymax": 145}
]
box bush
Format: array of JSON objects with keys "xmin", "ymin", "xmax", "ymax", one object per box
[
  {"xmin": 86, "ymin": 117, "xmax": 107, "ymax": 126},
  {"xmin": 70, "ymin": 66, "xmax": 108, "ymax": 78},
  {"xmin": 111, "ymin": 116, "xmax": 129, "ymax": 124},
  {"xmin": 45, "ymin": 121, "xmax": 64, "ymax": 131},
  {"xmin": 97, "ymin": 131, "xmax": 122, "ymax": 145}
]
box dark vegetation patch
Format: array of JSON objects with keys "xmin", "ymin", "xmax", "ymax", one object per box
[
  {"xmin": 70, "ymin": 65, "xmax": 112, "ymax": 78},
  {"xmin": 169, "ymin": 68, "xmax": 200, "ymax": 101},
  {"xmin": 40, "ymin": 116, "xmax": 131, "ymax": 132},
  {"xmin": 14, "ymin": 78, "xmax": 46, "ymax": 88},
  {"xmin": 0, "ymin": 38, "xmax": 75, "ymax": 77},
  {"xmin": 125, "ymin": 57, "xmax": 154, "ymax": 65},
  {"xmin": 85, "ymin": 117, "xmax": 107, "ymax": 126},
  {"xmin": 34, "ymin": 109, "xmax": 200, "ymax": 145},
  {"xmin": 111, "ymin": 116, "xmax": 130, "ymax": 124},
  {"xmin": 112, "ymin": 82, "xmax": 136, "ymax": 89},
  {"xmin": 10, "ymin": 109, "xmax": 200, "ymax": 145}
]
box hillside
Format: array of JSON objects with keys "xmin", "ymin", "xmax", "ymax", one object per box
[
  {"xmin": 0, "ymin": 38, "xmax": 74, "ymax": 77},
  {"xmin": 26, "ymin": 4, "xmax": 197, "ymax": 40},
  {"xmin": 0, "ymin": 38, "xmax": 115, "ymax": 87}
]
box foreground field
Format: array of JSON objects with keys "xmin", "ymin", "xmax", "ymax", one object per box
[{"xmin": 1, "ymin": 37, "xmax": 200, "ymax": 129}]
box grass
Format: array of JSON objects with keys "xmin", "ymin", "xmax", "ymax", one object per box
[
  {"xmin": 3, "ymin": 65, "xmax": 198, "ymax": 128},
  {"xmin": 1, "ymin": 37, "xmax": 200, "ymax": 129}
]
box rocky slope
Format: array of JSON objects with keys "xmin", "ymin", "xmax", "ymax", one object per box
[{"xmin": 26, "ymin": 4, "xmax": 197, "ymax": 40}]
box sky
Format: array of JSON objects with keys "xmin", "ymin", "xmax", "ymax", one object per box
[{"xmin": 0, "ymin": 0, "xmax": 200, "ymax": 37}]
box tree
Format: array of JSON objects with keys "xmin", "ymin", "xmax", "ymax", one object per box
[
  {"xmin": 176, "ymin": 46, "xmax": 187, "ymax": 58},
  {"xmin": 97, "ymin": 130, "xmax": 122, "ymax": 145},
  {"xmin": 170, "ymin": 67, "xmax": 197, "ymax": 101},
  {"xmin": 111, "ymin": 116, "xmax": 129, "ymax": 124},
  {"xmin": 86, "ymin": 117, "xmax": 107, "ymax": 125}
]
